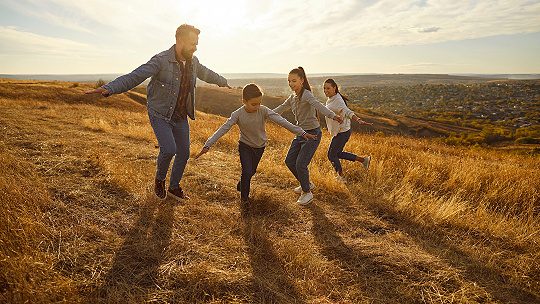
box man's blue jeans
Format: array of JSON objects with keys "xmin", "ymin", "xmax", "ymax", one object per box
[
  {"xmin": 148, "ymin": 114, "xmax": 190, "ymax": 189},
  {"xmin": 238, "ymin": 141, "xmax": 265, "ymax": 200},
  {"xmin": 327, "ymin": 129, "xmax": 357, "ymax": 173},
  {"xmin": 285, "ymin": 127, "xmax": 322, "ymax": 192}
]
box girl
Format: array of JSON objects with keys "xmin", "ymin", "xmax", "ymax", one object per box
[
  {"xmin": 195, "ymin": 83, "xmax": 316, "ymax": 202},
  {"xmin": 324, "ymin": 78, "xmax": 373, "ymax": 182},
  {"xmin": 273, "ymin": 67, "xmax": 343, "ymax": 205}
]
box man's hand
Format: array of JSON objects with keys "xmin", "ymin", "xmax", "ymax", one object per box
[
  {"xmin": 194, "ymin": 147, "xmax": 209, "ymax": 159},
  {"xmin": 85, "ymin": 87, "xmax": 109, "ymax": 96},
  {"xmin": 333, "ymin": 115, "xmax": 344, "ymax": 124},
  {"xmin": 302, "ymin": 133, "xmax": 317, "ymax": 141},
  {"xmin": 226, "ymin": 84, "xmax": 232, "ymax": 89}
]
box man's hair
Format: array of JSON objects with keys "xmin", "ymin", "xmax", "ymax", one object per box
[
  {"xmin": 242, "ymin": 83, "xmax": 263, "ymax": 101},
  {"xmin": 175, "ymin": 24, "xmax": 200, "ymax": 39}
]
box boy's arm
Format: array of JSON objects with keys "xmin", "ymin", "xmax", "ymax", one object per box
[
  {"xmin": 200, "ymin": 111, "xmax": 239, "ymax": 151},
  {"xmin": 194, "ymin": 147, "xmax": 209, "ymax": 159}
]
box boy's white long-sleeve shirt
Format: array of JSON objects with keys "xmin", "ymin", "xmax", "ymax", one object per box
[
  {"xmin": 325, "ymin": 93, "xmax": 356, "ymax": 136},
  {"xmin": 204, "ymin": 105, "xmax": 306, "ymax": 149}
]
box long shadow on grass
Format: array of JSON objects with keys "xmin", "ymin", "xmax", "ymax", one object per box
[
  {"xmin": 307, "ymin": 203, "xmax": 423, "ymax": 303},
  {"xmin": 94, "ymin": 197, "xmax": 174, "ymax": 302},
  {"xmin": 362, "ymin": 201, "xmax": 540, "ymax": 304},
  {"xmin": 242, "ymin": 198, "xmax": 305, "ymax": 304}
]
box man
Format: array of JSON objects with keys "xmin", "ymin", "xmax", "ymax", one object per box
[{"xmin": 86, "ymin": 24, "xmax": 231, "ymax": 201}]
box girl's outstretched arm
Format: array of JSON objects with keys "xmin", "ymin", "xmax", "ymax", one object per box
[{"xmin": 352, "ymin": 114, "xmax": 373, "ymax": 125}]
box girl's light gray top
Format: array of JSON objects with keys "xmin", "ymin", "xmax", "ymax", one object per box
[{"xmin": 273, "ymin": 89, "xmax": 336, "ymax": 130}]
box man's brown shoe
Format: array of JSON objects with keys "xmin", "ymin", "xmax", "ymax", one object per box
[
  {"xmin": 154, "ymin": 179, "xmax": 166, "ymax": 200},
  {"xmin": 168, "ymin": 187, "xmax": 189, "ymax": 202}
]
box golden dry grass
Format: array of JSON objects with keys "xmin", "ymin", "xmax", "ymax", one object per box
[{"xmin": 1, "ymin": 79, "xmax": 539, "ymax": 303}]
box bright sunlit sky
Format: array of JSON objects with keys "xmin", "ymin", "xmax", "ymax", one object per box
[{"xmin": 1, "ymin": 0, "xmax": 540, "ymax": 75}]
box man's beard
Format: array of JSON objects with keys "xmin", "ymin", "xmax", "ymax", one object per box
[{"xmin": 181, "ymin": 48, "xmax": 193, "ymax": 60}]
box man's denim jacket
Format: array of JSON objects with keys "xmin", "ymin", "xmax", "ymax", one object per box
[{"xmin": 103, "ymin": 45, "xmax": 228, "ymax": 121}]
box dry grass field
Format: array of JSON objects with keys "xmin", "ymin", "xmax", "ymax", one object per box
[{"xmin": 1, "ymin": 79, "xmax": 539, "ymax": 303}]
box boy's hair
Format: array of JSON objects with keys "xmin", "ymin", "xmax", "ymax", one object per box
[
  {"xmin": 242, "ymin": 83, "xmax": 263, "ymax": 101},
  {"xmin": 289, "ymin": 66, "xmax": 311, "ymax": 100},
  {"xmin": 324, "ymin": 78, "xmax": 349, "ymax": 105},
  {"xmin": 175, "ymin": 24, "xmax": 201, "ymax": 39}
]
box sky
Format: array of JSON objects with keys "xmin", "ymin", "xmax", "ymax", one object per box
[{"xmin": 1, "ymin": 0, "xmax": 540, "ymax": 75}]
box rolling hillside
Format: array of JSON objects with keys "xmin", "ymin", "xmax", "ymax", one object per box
[
  {"xmin": 1, "ymin": 79, "xmax": 539, "ymax": 303},
  {"xmin": 193, "ymin": 85, "xmax": 483, "ymax": 139}
]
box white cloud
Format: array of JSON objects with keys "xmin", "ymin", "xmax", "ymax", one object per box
[
  {"xmin": 225, "ymin": 0, "xmax": 540, "ymax": 52},
  {"xmin": 0, "ymin": 26, "xmax": 92, "ymax": 56},
  {"xmin": 1, "ymin": 0, "xmax": 538, "ymax": 74},
  {"xmin": 5, "ymin": 0, "xmax": 539, "ymax": 50}
]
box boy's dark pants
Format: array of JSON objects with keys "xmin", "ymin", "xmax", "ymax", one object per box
[{"xmin": 238, "ymin": 141, "xmax": 265, "ymax": 200}]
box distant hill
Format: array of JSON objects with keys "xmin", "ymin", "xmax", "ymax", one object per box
[
  {"xmin": 453, "ymin": 73, "xmax": 540, "ymax": 80},
  {"xmin": 223, "ymin": 74, "xmax": 516, "ymax": 92},
  {"xmin": 3, "ymin": 73, "xmax": 539, "ymax": 88}
]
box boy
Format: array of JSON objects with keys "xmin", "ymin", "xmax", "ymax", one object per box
[{"xmin": 195, "ymin": 83, "xmax": 316, "ymax": 201}]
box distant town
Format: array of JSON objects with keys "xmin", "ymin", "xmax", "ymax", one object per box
[{"xmin": 341, "ymin": 81, "xmax": 540, "ymax": 130}]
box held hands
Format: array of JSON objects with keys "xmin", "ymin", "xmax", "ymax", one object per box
[
  {"xmin": 85, "ymin": 87, "xmax": 109, "ymax": 96},
  {"xmin": 333, "ymin": 115, "xmax": 344, "ymax": 124},
  {"xmin": 194, "ymin": 147, "xmax": 209, "ymax": 159},
  {"xmin": 302, "ymin": 133, "xmax": 317, "ymax": 141}
]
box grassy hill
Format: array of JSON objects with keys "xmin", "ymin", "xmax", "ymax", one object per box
[{"xmin": 1, "ymin": 79, "xmax": 540, "ymax": 303}]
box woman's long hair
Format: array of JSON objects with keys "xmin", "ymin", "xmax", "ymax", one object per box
[
  {"xmin": 324, "ymin": 78, "xmax": 349, "ymax": 105},
  {"xmin": 289, "ymin": 67, "xmax": 311, "ymax": 101}
]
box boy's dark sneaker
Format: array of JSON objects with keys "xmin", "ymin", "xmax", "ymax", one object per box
[
  {"xmin": 154, "ymin": 179, "xmax": 166, "ymax": 200},
  {"xmin": 168, "ymin": 187, "xmax": 189, "ymax": 202}
]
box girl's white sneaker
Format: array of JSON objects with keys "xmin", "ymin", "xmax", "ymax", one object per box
[
  {"xmin": 297, "ymin": 191, "xmax": 313, "ymax": 206},
  {"xmin": 363, "ymin": 156, "xmax": 371, "ymax": 170},
  {"xmin": 294, "ymin": 182, "xmax": 316, "ymax": 194},
  {"xmin": 336, "ymin": 176, "xmax": 347, "ymax": 183}
]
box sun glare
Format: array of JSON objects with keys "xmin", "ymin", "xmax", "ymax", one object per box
[{"xmin": 189, "ymin": 0, "xmax": 248, "ymax": 37}]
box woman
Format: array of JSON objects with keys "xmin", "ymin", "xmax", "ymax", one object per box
[
  {"xmin": 273, "ymin": 68, "xmax": 343, "ymax": 205},
  {"xmin": 324, "ymin": 78, "xmax": 372, "ymax": 182}
]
